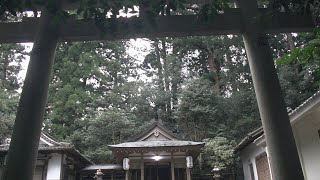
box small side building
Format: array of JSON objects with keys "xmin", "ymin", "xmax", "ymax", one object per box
[
  {"xmin": 235, "ymin": 90, "xmax": 320, "ymax": 180},
  {"xmin": 0, "ymin": 132, "xmax": 92, "ymax": 180}
]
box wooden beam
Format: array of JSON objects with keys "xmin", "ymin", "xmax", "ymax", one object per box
[
  {"xmin": 0, "ymin": 9, "xmax": 314, "ymax": 43},
  {"xmin": 19, "ymin": 0, "xmax": 211, "ymax": 10}
]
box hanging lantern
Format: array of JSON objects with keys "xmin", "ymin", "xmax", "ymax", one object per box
[
  {"xmin": 186, "ymin": 156, "xmax": 193, "ymax": 168},
  {"xmin": 123, "ymin": 158, "xmax": 130, "ymax": 170}
]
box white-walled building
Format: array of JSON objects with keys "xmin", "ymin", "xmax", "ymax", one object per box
[
  {"xmin": 236, "ymin": 90, "xmax": 320, "ymax": 180},
  {"xmin": 0, "ymin": 132, "xmax": 92, "ymax": 180}
]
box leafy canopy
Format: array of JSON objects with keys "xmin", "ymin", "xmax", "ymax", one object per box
[{"xmin": 201, "ymin": 137, "xmax": 236, "ymax": 170}]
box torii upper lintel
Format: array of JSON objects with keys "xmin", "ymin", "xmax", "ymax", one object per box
[{"xmin": 0, "ymin": 9, "xmax": 314, "ymax": 43}]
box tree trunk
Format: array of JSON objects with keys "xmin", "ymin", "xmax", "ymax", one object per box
[
  {"xmin": 154, "ymin": 40, "xmax": 165, "ymax": 91},
  {"xmin": 2, "ymin": 8, "xmax": 60, "ymax": 180},
  {"xmin": 286, "ymin": 33, "xmax": 295, "ymax": 52},
  {"xmin": 153, "ymin": 40, "xmax": 167, "ymax": 117},
  {"xmin": 171, "ymin": 55, "xmax": 180, "ymax": 110},
  {"xmin": 171, "ymin": 45, "xmax": 182, "ymax": 125},
  {"xmin": 161, "ymin": 38, "xmax": 172, "ymax": 117},
  {"xmin": 2, "ymin": 57, "xmax": 8, "ymax": 89},
  {"xmin": 286, "ymin": 33, "xmax": 302, "ymax": 74}
]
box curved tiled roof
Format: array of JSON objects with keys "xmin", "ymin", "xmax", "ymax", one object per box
[
  {"xmin": 128, "ymin": 121, "xmax": 181, "ymax": 141},
  {"xmin": 40, "ymin": 131, "xmax": 65, "ymax": 146},
  {"xmin": 109, "ymin": 140, "xmax": 204, "ymax": 148},
  {"xmin": 0, "ymin": 132, "xmax": 93, "ymax": 165},
  {"xmin": 0, "ymin": 144, "xmax": 72, "ymax": 152},
  {"xmin": 110, "ymin": 121, "xmax": 204, "ymax": 150},
  {"xmin": 234, "ymin": 127, "xmax": 263, "ymax": 152},
  {"xmin": 289, "ymin": 90, "xmax": 320, "ymax": 122}
]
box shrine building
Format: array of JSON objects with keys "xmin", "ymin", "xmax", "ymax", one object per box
[{"xmin": 82, "ymin": 121, "xmax": 205, "ymax": 180}]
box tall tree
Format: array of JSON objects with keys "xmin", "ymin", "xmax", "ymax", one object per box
[
  {"xmin": 176, "ymin": 77, "xmax": 225, "ymax": 141},
  {"xmin": 71, "ymin": 108, "xmax": 139, "ymax": 163},
  {"xmin": 142, "ymin": 38, "xmax": 183, "ymax": 127},
  {"xmin": 46, "ymin": 41, "xmax": 139, "ymax": 139},
  {"xmin": 0, "ymin": 44, "xmax": 26, "ymax": 91},
  {"xmin": 0, "ymin": 89, "xmax": 19, "ymax": 142},
  {"xmin": 276, "ymin": 31, "xmax": 320, "ymax": 109},
  {"xmin": 0, "ymin": 43, "xmax": 26, "ymax": 142}
]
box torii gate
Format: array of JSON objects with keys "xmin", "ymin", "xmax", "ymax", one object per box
[{"xmin": 0, "ymin": 0, "xmax": 314, "ymax": 180}]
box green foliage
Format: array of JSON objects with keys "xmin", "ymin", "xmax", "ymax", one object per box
[
  {"xmin": 199, "ymin": 0, "xmax": 230, "ymax": 21},
  {"xmin": 141, "ymin": 38, "xmax": 184, "ymax": 127},
  {"xmin": 176, "ymin": 77, "xmax": 225, "ymax": 140},
  {"xmin": 69, "ymin": 108, "xmax": 139, "ymax": 163},
  {"xmin": 46, "ymin": 41, "xmax": 139, "ymax": 139},
  {"xmin": 278, "ymin": 64, "xmax": 319, "ymax": 109},
  {"xmin": 278, "ymin": 41, "xmax": 320, "ymax": 66},
  {"xmin": 0, "ymin": 89, "xmax": 18, "ymax": 142},
  {"xmin": 0, "ymin": 0, "xmax": 23, "ymax": 17},
  {"xmin": 173, "ymin": 34, "xmax": 261, "ymax": 142},
  {"xmin": 223, "ymin": 88, "xmax": 261, "ymax": 139},
  {"xmin": 268, "ymin": 0, "xmax": 316, "ymax": 14},
  {"xmin": 201, "ymin": 137, "xmax": 236, "ymax": 170},
  {"xmin": 176, "ymin": 76, "xmax": 260, "ymax": 142},
  {"xmin": 0, "ymin": 44, "xmax": 26, "ymax": 91},
  {"xmin": 0, "ymin": 82, "xmax": 20, "ymax": 143},
  {"xmin": 0, "ymin": 43, "xmax": 25, "ymax": 142},
  {"xmin": 276, "ymin": 31, "xmax": 320, "ymax": 108}
]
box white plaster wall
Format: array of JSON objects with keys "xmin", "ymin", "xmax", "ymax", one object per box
[
  {"xmin": 46, "ymin": 153, "xmax": 63, "ymax": 180},
  {"xmin": 293, "ymin": 109, "xmax": 320, "ymax": 180},
  {"xmin": 240, "ymin": 143, "xmax": 266, "ymax": 180}
]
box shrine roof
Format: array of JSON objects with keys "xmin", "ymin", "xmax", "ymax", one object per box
[
  {"xmin": 109, "ymin": 140, "xmax": 204, "ymax": 149},
  {"xmin": 0, "ymin": 132, "xmax": 93, "ymax": 165},
  {"xmin": 110, "ymin": 120, "xmax": 204, "ymax": 151},
  {"xmin": 128, "ymin": 121, "xmax": 181, "ymax": 142}
]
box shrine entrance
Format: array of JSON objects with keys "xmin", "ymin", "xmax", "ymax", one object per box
[
  {"xmin": 145, "ymin": 164, "xmax": 170, "ymax": 180},
  {"xmin": 129, "ymin": 163, "xmax": 185, "ymax": 180}
]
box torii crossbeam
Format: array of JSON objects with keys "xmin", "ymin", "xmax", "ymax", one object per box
[
  {"xmin": 0, "ymin": 9, "xmax": 313, "ymax": 43},
  {"xmin": 1, "ymin": 0, "xmax": 314, "ymax": 180}
]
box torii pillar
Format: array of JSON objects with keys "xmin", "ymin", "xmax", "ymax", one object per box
[
  {"xmin": 2, "ymin": 8, "xmax": 60, "ymax": 180},
  {"xmin": 236, "ymin": 0, "xmax": 304, "ymax": 179}
]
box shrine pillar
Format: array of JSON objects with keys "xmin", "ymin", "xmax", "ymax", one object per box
[
  {"xmin": 171, "ymin": 153, "xmax": 175, "ymax": 180},
  {"xmin": 2, "ymin": 7, "xmax": 60, "ymax": 180},
  {"xmin": 125, "ymin": 171, "xmax": 129, "ymax": 180},
  {"xmin": 236, "ymin": 0, "xmax": 304, "ymax": 179},
  {"xmin": 186, "ymin": 168, "xmax": 191, "ymax": 180},
  {"xmin": 111, "ymin": 171, "xmax": 114, "ymax": 180},
  {"xmin": 141, "ymin": 153, "xmax": 144, "ymax": 180}
]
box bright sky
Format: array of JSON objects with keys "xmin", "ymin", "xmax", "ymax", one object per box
[{"xmin": 19, "ymin": 43, "xmax": 32, "ymax": 81}]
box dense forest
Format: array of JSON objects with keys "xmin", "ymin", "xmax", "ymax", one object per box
[{"xmin": 1, "ymin": 0, "xmax": 320, "ymax": 177}]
